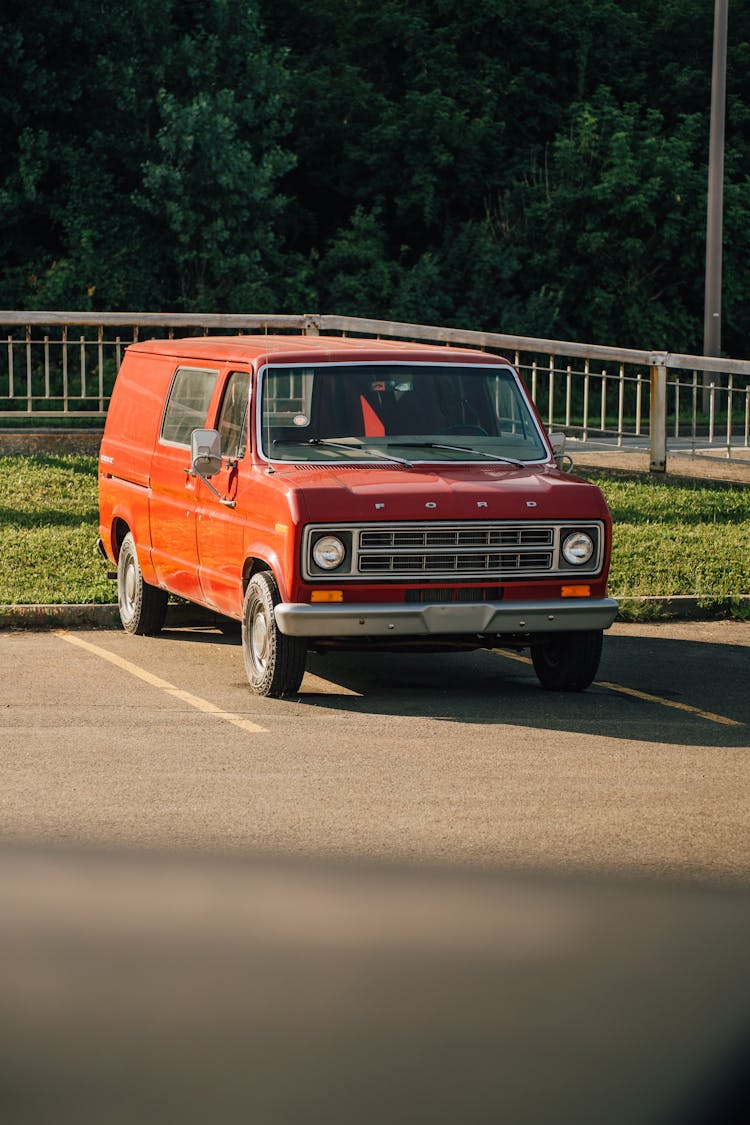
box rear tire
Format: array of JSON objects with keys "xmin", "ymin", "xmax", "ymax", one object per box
[
  {"xmin": 117, "ymin": 532, "xmax": 168, "ymax": 636},
  {"xmin": 531, "ymin": 629, "xmax": 603, "ymax": 692},
  {"xmin": 242, "ymin": 571, "xmax": 306, "ymax": 697}
]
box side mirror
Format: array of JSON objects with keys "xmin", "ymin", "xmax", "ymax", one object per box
[
  {"xmin": 549, "ymin": 432, "xmax": 573, "ymax": 473},
  {"xmin": 191, "ymin": 429, "xmax": 222, "ymax": 478},
  {"xmin": 188, "ymin": 428, "xmax": 236, "ymax": 508}
]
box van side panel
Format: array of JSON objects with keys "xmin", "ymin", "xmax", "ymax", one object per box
[
  {"xmin": 98, "ymin": 351, "xmax": 175, "ymax": 582},
  {"xmin": 101, "ymin": 352, "xmax": 173, "ymax": 486}
]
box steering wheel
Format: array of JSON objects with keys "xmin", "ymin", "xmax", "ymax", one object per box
[{"xmin": 438, "ymin": 424, "xmax": 489, "ymax": 437}]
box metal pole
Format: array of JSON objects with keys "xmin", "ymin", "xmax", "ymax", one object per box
[
  {"xmin": 649, "ymin": 358, "xmax": 668, "ymax": 473},
  {"xmin": 703, "ymin": 0, "xmax": 728, "ymax": 364}
]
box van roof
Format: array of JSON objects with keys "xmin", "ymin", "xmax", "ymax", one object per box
[{"xmin": 126, "ymin": 334, "xmax": 508, "ymax": 367}]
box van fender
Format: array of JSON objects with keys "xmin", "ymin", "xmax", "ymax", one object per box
[
  {"xmin": 109, "ymin": 500, "xmax": 159, "ymax": 586},
  {"xmin": 241, "ymin": 544, "xmax": 288, "ymax": 603}
]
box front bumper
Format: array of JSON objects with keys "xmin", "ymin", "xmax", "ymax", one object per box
[{"xmin": 274, "ymin": 597, "xmax": 619, "ymax": 638}]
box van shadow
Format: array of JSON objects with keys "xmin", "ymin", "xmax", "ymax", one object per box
[
  {"xmin": 296, "ymin": 633, "xmax": 749, "ymax": 750},
  {"xmin": 18, "ymin": 453, "xmax": 100, "ymax": 473},
  {"xmin": 160, "ymin": 623, "xmax": 749, "ymax": 749},
  {"xmin": 0, "ymin": 505, "xmax": 99, "ymax": 529}
]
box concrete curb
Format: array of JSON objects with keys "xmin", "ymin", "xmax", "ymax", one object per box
[
  {"xmin": 615, "ymin": 595, "xmax": 750, "ymax": 621},
  {"xmin": 1, "ymin": 597, "xmax": 748, "ymax": 630},
  {"xmin": 0, "ymin": 603, "xmax": 233, "ymax": 631},
  {"xmin": 572, "ymin": 452, "xmax": 750, "ymax": 487},
  {"xmin": 0, "ymin": 429, "xmax": 103, "ymax": 456}
]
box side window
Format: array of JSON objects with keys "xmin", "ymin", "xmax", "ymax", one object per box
[
  {"xmin": 217, "ymin": 371, "xmax": 251, "ymax": 460},
  {"xmin": 161, "ymin": 367, "xmax": 219, "ymax": 446}
]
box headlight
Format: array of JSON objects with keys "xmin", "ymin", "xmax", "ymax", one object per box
[
  {"xmin": 312, "ymin": 535, "xmax": 346, "ymax": 570},
  {"xmin": 561, "ymin": 531, "xmax": 595, "ymax": 566}
]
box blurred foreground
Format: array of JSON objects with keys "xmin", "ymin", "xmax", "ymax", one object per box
[{"xmin": 1, "ymin": 844, "xmax": 748, "ymax": 1124}]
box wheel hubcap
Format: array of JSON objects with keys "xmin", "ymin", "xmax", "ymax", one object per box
[
  {"xmin": 122, "ymin": 558, "xmax": 136, "ymax": 612},
  {"xmin": 251, "ymin": 608, "xmax": 269, "ymax": 671}
]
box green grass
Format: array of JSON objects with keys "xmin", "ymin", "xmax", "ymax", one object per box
[
  {"xmin": 0, "ymin": 456, "xmax": 748, "ymax": 612},
  {"xmin": 0, "ymin": 455, "xmax": 112, "ymax": 604},
  {"xmin": 584, "ymin": 473, "xmax": 750, "ymax": 601}
]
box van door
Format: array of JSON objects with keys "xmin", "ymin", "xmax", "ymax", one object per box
[
  {"xmin": 149, "ymin": 364, "xmax": 220, "ymax": 601},
  {"xmin": 195, "ymin": 369, "xmax": 251, "ymax": 618}
]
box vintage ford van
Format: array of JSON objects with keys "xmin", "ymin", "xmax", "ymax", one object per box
[{"xmin": 98, "ymin": 335, "xmax": 617, "ymax": 696}]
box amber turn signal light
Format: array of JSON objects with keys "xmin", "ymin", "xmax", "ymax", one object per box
[
  {"xmin": 561, "ymin": 584, "xmax": 591, "ymax": 597},
  {"xmin": 310, "ymin": 590, "xmax": 344, "ymax": 603}
]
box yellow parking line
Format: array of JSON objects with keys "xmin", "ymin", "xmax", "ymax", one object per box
[
  {"xmin": 55, "ymin": 630, "xmax": 268, "ymax": 733},
  {"xmin": 595, "ymin": 682, "xmax": 742, "ymax": 727},
  {"xmin": 495, "ymin": 650, "xmax": 742, "ymax": 727},
  {"xmin": 497, "ymin": 650, "xmax": 533, "ymax": 667}
]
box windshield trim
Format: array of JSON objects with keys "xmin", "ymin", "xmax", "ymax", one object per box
[{"xmin": 255, "ymin": 360, "xmax": 551, "ymax": 468}]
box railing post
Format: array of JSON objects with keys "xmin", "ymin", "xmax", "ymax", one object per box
[
  {"xmin": 303, "ymin": 314, "xmax": 320, "ymax": 336},
  {"xmin": 649, "ymin": 353, "xmax": 668, "ymax": 473}
]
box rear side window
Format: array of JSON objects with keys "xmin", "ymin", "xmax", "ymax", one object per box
[{"xmin": 161, "ymin": 367, "xmax": 218, "ymax": 445}]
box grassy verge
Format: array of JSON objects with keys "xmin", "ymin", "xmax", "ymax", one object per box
[
  {"xmin": 0, "ymin": 456, "xmax": 748, "ymax": 615},
  {"xmin": 582, "ymin": 471, "xmax": 750, "ymax": 621},
  {"xmin": 0, "ymin": 455, "xmax": 112, "ymax": 604}
]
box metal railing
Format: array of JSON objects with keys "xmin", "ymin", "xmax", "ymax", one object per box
[{"xmin": 2, "ymin": 311, "xmax": 749, "ymax": 471}]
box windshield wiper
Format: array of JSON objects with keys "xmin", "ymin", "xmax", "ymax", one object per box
[
  {"xmin": 273, "ymin": 438, "xmax": 412, "ymax": 468},
  {"xmin": 388, "ymin": 442, "xmax": 524, "ymax": 467}
]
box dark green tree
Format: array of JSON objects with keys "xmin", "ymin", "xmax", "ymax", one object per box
[
  {"xmin": 2, "ymin": 0, "xmax": 750, "ymax": 355},
  {"xmin": 0, "ymin": 0, "xmax": 300, "ymax": 311},
  {"xmin": 260, "ymin": 0, "xmax": 750, "ymax": 355},
  {"xmin": 513, "ymin": 95, "xmax": 709, "ymax": 348}
]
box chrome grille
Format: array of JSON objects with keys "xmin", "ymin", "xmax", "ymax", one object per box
[
  {"xmin": 359, "ymin": 548, "xmax": 553, "ymax": 574},
  {"xmin": 303, "ymin": 521, "xmax": 603, "ymax": 582},
  {"xmin": 359, "ymin": 528, "xmax": 553, "ymax": 549}
]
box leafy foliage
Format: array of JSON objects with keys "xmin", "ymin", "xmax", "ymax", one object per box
[
  {"xmin": 0, "ymin": 0, "xmax": 299, "ymax": 311},
  {"xmin": 2, "ymin": 0, "xmax": 750, "ymax": 354}
]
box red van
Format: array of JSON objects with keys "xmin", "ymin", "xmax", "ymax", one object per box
[{"xmin": 98, "ymin": 335, "xmax": 617, "ymax": 696}]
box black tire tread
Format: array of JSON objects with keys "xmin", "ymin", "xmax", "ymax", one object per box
[
  {"xmin": 117, "ymin": 532, "xmax": 168, "ymax": 636},
  {"xmin": 531, "ymin": 629, "xmax": 603, "ymax": 692},
  {"xmin": 242, "ymin": 571, "xmax": 306, "ymax": 697}
]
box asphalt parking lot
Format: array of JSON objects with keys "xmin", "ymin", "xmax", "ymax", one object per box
[
  {"xmin": 2, "ymin": 618, "xmax": 750, "ymax": 1124},
  {"xmin": 2, "ymin": 619, "xmax": 748, "ymax": 881}
]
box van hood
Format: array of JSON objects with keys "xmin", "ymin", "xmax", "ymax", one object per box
[{"xmin": 274, "ymin": 462, "xmax": 610, "ymax": 523}]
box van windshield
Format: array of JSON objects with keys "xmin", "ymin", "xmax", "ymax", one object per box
[{"xmin": 260, "ymin": 364, "xmax": 547, "ymax": 464}]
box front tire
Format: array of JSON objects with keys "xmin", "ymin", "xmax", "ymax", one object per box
[
  {"xmin": 531, "ymin": 629, "xmax": 603, "ymax": 692},
  {"xmin": 117, "ymin": 532, "xmax": 168, "ymax": 636},
  {"xmin": 242, "ymin": 572, "xmax": 306, "ymax": 697}
]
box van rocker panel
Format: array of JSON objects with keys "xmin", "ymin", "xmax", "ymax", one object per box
[{"xmin": 274, "ymin": 597, "xmax": 619, "ymax": 638}]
